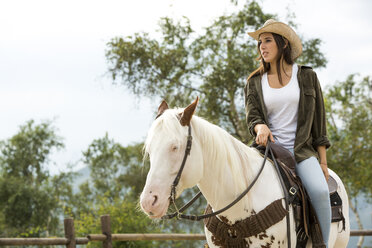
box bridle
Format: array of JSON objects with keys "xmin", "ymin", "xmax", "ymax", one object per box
[
  {"xmin": 169, "ymin": 125, "xmax": 193, "ymax": 209},
  {"xmin": 161, "ymin": 124, "xmax": 271, "ymax": 221}
]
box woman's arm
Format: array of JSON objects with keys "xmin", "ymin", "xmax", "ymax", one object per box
[
  {"xmin": 317, "ymin": 145, "xmax": 329, "ymax": 181},
  {"xmin": 244, "ymin": 79, "xmax": 266, "ymax": 137},
  {"xmin": 311, "ymin": 72, "xmax": 331, "ymax": 149}
]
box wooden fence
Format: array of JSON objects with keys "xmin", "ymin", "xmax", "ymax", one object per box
[{"xmin": 0, "ymin": 215, "xmax": 370, "ymax": 247}]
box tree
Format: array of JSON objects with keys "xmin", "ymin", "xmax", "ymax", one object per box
[
  {"xmin": 105, "ymin": 0, "xmax": 327, "ymax": 144},
  {"xmin": 71, "ymin": 135, "xmax": 205, "ymax": 247},
  {"xmin": 70, "ymin": 135, "xmax": 157, "ymax": 247},
  {"xmin": 325, "ymin": 75, "xmax": 372, "ymax": 247},
  {"xmin": 79, "ymin": 135, "xmax": 147, "ymax": 202},
  {"xmin": 0, "ymin": 120, "xmax": 71, "ymax": 237},
  {"xmin": 74, "ymin": 196, "xmax": 161, "ymax": 248}
]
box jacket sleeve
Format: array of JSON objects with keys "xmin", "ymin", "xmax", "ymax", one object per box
[
  {"xmin": 311, "ymin": 72, "xmax": 331, "ymax": 149},
  {"xmin": 244, "ymin": 79, "xmax": 266, "ymax": 137}
]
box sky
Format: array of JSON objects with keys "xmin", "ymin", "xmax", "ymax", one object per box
[{"xmin": 0, "ymin": 0, "xmax": 371, "ymax": 175}]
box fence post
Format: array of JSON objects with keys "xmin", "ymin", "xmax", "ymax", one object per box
[
  {"xmin": 64, "ymin": 218, "xmax": 76, "ymax": 248},
  {"xmin": 101, "ymin": 215, "xmax": 112, "ymax": 248}
]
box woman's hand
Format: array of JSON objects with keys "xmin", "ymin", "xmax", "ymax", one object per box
[{"xmin": 254, "ymin": 124, "xmax": 275, "ymax": 146}]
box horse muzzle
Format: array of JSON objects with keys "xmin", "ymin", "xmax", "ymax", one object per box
[{"xmin": 140, "ymin": 190, "xmax": 170, "ymax": 219}]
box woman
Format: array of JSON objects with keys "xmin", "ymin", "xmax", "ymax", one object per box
[{"xmin": 244, "ymin": 19, "xmax": 331, "ymax": 247}]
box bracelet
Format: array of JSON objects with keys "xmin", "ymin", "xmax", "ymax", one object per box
[{"xmin": 320, "ymin": 163, "xmax": 327, "ymax": 166}]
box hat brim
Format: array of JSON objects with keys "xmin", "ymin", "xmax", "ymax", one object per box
[{"xmin": 248, "ymin": 22, "xmax": 302, "ymax": 60}]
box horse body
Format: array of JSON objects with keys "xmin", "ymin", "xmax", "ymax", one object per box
[
  {"xmin": 193, "ymin": 117, "xmax": 294, "ymax": 247},
  {"xmin": 140, "ymin": 101, "xmax": 350, "ymax": 247}
]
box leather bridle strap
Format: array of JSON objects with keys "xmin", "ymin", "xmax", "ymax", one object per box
[
  {"xmin": 162, "ymin": 136, "xmax": 271, "ymax": 221},
  {"xmin": 169, "ymin": 125, "xmax": 193, "ymax": 204},
  {"xmin": 162, "ymin": 191, "xmax": 203, "ymax": 220}
]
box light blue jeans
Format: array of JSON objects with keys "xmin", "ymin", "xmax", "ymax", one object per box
[{"xmin": 288, "ymin": 148, "xmax": 331, "ymax": 247}]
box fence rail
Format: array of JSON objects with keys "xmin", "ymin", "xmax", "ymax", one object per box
[{"xmin": 0, "ymin": 215, "xmax": 370, "ymax": 247}]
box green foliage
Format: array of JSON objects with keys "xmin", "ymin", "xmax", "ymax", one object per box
[
  {"xmin": 116, "ymin": 143, "xmax": 149, "ymax": 200},
  {"xmin": 65, "ymin": 135, "xmax": 149, "ymax": 222},
  {"xmin": 0, "ymin": 177, "xmax": 57, "ymax": 236},
  {"xmin": 74, "ymin": 196, "xmax": 160, "ymax": 248},
  {"xmin": 82, "ymin": 134, "xmax": 124, "ymax": 200},
  {"xmin": 70, "ymin": 135, "xmax": 157, "ymax": 246},
  {"xmin": 71, "ymin": 134, "xmax": 205, "ymax": 247},
  {"xmin": 0, "ymin": 120, "xmax": 72, "ymax": 237},
  {"xmin": 105, "ymin": 0, "xmax": 327, "ymax": 143},
  {"xmin": 296, "ymin": 38, "xmax": 327, "ymax": 67},
  {"xmin": 0, "ymin": 120, "xmax": 63, "ymax": 182},
  {"xmin": 325, "ymin": 75, "xmax": 372, "ymax": 199},
  {"xmin": 80, "ymin": 135, "xmax": 147, "ymax": 202}
]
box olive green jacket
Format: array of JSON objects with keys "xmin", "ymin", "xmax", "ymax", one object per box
[{"xmin": 244, "ymin": 65, "xmax": 330, "ymax": 163}]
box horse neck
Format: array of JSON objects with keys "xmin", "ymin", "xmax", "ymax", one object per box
[{"xmin": 193, "ymin": 117, "xmax": 283, "ymax": 221}]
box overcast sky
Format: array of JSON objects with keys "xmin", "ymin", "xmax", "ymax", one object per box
[{"xmin": 0, "ymin": 0, "xmax": 371, "ymax": 174}]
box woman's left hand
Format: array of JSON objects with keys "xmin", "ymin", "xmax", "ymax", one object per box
[{"xmin": 320, "ymin": 163, "xmax": 329, "ymax": 181}]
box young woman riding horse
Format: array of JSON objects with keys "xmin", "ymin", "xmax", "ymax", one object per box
[
  {"xmin": 140, "ymin": 19, "xmax": 350, "ymax": 248},
  {"xmin": 245, "ymin": 19, "xmax": 331, "ymax": 247}
]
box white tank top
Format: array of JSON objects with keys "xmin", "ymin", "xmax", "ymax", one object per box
[{"xmin": 262, "ymin": 64, "xmax": 299, "ymax": 149}]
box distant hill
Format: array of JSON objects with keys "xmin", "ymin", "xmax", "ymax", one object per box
[{"xmin": 72, "ymin": 166, "xmax": 91, "ymax": 193}]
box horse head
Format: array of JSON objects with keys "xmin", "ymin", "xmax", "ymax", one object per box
[{"xmin": 140, "ymin": 97, "xmax": 204, "ymax": 219}]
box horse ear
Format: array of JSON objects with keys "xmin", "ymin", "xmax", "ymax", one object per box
[
  {"xmin": 180, "ymin": 97, "xmax": 199, "ymax": 126},
  {"xmin": 157, "ymin": 100, "xmax": 169, "ymax": 118}
]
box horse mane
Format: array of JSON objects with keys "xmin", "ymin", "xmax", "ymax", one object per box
[
  {"xmin": 188, "ymin": 113, "xmax": 258, "ymax": 196},
  {"xmin": 144, "ymin": 108, "xmax": 261, "ymax": 208}
]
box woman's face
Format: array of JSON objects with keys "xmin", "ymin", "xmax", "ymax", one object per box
[{"xmin": 258, "ymin": 32, "xmax": 278, "ymax": 63}]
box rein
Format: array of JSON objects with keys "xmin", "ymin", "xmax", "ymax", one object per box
[{"xmin": 162, "ymin": 125, "xmax": 271, "ymax": 221}]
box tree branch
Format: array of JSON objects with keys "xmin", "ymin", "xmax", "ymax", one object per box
[
  {"xmin": 227, "ymin": 94, "xmax": 249, "ymax": 143},
  {"xmin": 177, "ymin": 81, "xmax": 207, "ymax": 95}
]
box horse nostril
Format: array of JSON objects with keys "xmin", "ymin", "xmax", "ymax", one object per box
[
  {"xmin": 149, "ymin": 212, "xmax": 154, "ymax": 216},
  {"xmin": 152, "ymin": 195, "xmax": 158, "ymax": 206}
]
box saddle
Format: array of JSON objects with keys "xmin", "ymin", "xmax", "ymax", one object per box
[{"xmin": 253, "ymin": 142, "xmax": 345, "ymax": 248}]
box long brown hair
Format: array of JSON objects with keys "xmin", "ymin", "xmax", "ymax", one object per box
[{"xmin": 247, "ymin": 33, "xmax": 294, "ymax": 84}]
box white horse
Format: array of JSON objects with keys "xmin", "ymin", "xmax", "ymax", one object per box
[{"xmin": 140, "ymin": 98, "xmax": 350, "ymax": 247}]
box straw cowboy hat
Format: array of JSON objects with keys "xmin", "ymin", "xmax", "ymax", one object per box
[{"xmin": 248, "ymin": 19, "xmax": 303, "ymax": 60}]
